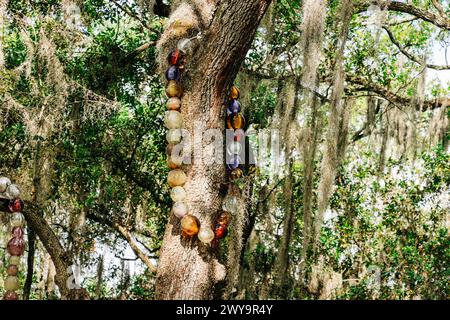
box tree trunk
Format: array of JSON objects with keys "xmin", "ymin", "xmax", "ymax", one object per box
[{"xmin": 154, "ymin": 0, "xmax": 271, "ymax": 300}]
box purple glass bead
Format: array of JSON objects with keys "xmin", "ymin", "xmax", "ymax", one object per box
[
  {"xmin": 12, "ymin": 227, "xmax": 24, "ymax": 239},
  {"xmin": 165, "ymin": 66, "xmax": 181, "ymax": 81},
  {"xmin": 228, "ymin": 100, "xmax": 241, "ymax": 114},
  {"xmin": 227, "ymin": 155, "xmax": 242, "ymax": 170}
]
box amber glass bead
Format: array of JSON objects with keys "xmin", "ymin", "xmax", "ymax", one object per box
[
  {"xmin": 3, "ymin": 291, "xmax": 19, "ymax": 300},
  {"xmin": 226, "ymin": 113, "xmax": 245, "ymax": 130},
  {"xmin": 167, "ymin": 49, "xmax": 186, "ymax": 67},
  {"xmin": 230, "ymin": 86, "xmax": 240, "ymax": 100},
  {"xmin": 217, "ymin": 212, "xmax": 231, "ymax": 226},
  {"xmin": 167, "ymin": 97, "xmax": 181, "ymax": 111},
  {"xmin": 6, "ymin": 265, "xmax": 18, "ymax": 276},
  {"xmin": 228, "ymin": 100, "xmax": 241, "ymax": 114},
  {"xmin": 166, "ymin": 81, "xmax": 183, "ymax": 98},
  {"xmin": 181, "ymin": 214, "xmax": 200, "ymax": 237},
  {"xmin": 230, "ymin": 168, "xmax": 243, "ymax": 181},
  {"xmin": 168, "ymin": 169, "xmax": 187, "ymax": 187},
  {"xmin": 7, "ymin": 237, "xmax": 25, "ymax": 256},
  {"xmin": 8, "ymin": 199, "xmax": 24, "ymax": 213},
  {"xmin": 165, "ymin": 66, "xmax": 181, "ymax": 81}
]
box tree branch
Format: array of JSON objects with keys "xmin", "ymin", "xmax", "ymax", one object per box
[
  {"xmin": 356, "ymin": 1, "xmax": 450, "ymax": 30},
  {"xmin": 383, "ymin": 26, "xmax": 450, "ymax": 70}
]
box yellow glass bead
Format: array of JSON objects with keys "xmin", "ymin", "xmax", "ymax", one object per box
[
  {"xmin": 181, "ymin": 214, "xmax": 200, "ymax": 237},
  {"xmin": 166, "ymin": 129, "xmax": 182, "ymax": 144},
  {"xmin": 230, "ymin": 86, "xmax": 240, "ymax": 100},
  {"xmin": 168, "ymin": 169, "xmax": 187, "ymax": 187},
  {"xmin": 167, "ymin": 97, "xmax": 181, "ymax": 111},
  {"xmin": 164, "ymin": 111, "xmax": 183, "ymax": 129},
  {"xmin": 8, "ymin": 256, "xmax": 20, "ymax": 265},
  {"xmin": 166, "ymin": 81, "xmax": 183, "ymax": 98},
  {"xmin": 4, "ymin": 276, "xmax": 19, "ymax": 291}
]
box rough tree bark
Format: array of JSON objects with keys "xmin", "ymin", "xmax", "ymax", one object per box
[{"xmin": 154, "ymin": 0, "xmax": 271, "ymax": 300}]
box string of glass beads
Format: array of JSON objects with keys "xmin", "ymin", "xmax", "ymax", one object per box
[{"xmin": 0, "ymin": 177, "xmax": 25, "ymax": 300}]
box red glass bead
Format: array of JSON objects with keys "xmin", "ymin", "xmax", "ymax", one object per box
[
  {"xmin": 7, "ymin": 237, "xmax": 25, "ymax": 256},
  {"xmin": 214, "ymin": 223, "xmax": 228, "ymax": 239},
  {"xmin": 3, "ymin": 291, "xmax": 19, "ymax": 300},
  {"xmin": 167, "ymin": 49, "xmax": 186, "ymax": 67},
  {"xmin": 234, "ymin": 129, "xmax": 245, "ymax": 142},
  {"xmin": 8, "ymin": 199, "xmax": 24, "ymax": 212},
  {"xmin": 12, "ymin": 227, "xmax": 24, "ymax": 239}
]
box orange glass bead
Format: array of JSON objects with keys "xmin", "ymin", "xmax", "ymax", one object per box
[
  {"xmin": 230, "ymin": 86, "xmax": 240, "ymax": 100},
  {"xmin": 166, "ymin": 81, "xmax": 183, "ymax": 98},
  {"xmin": 226, "ymin": 113, "xmax": 245, "ymax": 130},
  {"xmin": 167, "ymin": 97, "xmax": 181, "ymax": 111},
  {"xmin": 181, "ymin": 214, "xmax": 200, "ymax": 237}
]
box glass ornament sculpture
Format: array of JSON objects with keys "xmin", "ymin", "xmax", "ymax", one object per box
[
  {"xmin": 4, "ymin": 276, "xmax": 19, "ymax": 291},
  {"xmin": 230, "ymin": 168, "xmax": 243, "ymax": 181},
  {"xmin": 166, "ymin": 81, "xmax": 184, "ymax": 98},
  {"xmin": 170, "ymin": 186, "xmax": 187, "ymax": 202},
  {"xmin": 172, "ymin": 201, "xmax": 189, "ymax": 219},
  {"xmin": 227, "ymin": 141, "xmax": 242, "ymax": 156},
  {"xmin": 10, "ymin": 212, "xmax": 25, "ymax": 228},
  {"xmin": 5, "ymin": 184, "xmax": 20, "ymax": 199},
  {"xmin": 167, "ymin": 49, "xmax": 186, "ymax": 67},
  {"xmin": 227, "ymin": 155, "xmax": 241, "ymax": 170},
  {"xmin": 7, "ymin": 237, "xmax": 25, "ymax": 256},
  {"xmin": 1, "ymin": 178, "xmax": 26, "ymax": 300},
  {"xmin": 167, "ymin": 97, "xmax": 182, "ymax": 111},
  {"xmin": 198, "ymin": 226, "xmax": 215, "ymax": 244},
  {"xmin": 166, "ymin": 129, "xmax": 183, "ymax": 144},
  {"xmin": 0, "ymin": 176, "xmax": 11, "ymax": 193},
  {"xmin": 8, "ymin": 199, "xmax": 24, "ymax": 212},
  {"xmin": 228, "ymin": 100, "xmax": 241, "ymax": 114},
  {"xmin": 181, "ymin": 214, "xmax": 200, "ymax": 237},
  {"xmin": 164, "ymin": 111, "xmax": 183, "ymax": 129},
  {"xmin": 222, "ymin": 195, "xmax": 238, "ymax": 213},
  {"xmin": 214, "ymin": 223, "xmax": 228, "ymax": 240},
  {"xmin": 3, "ymin": 291, "xmax": 18, "ymax": 300},
  {"xmin": 165, "ymin": 66, "xmax": 181, "ymax": 81},
  {"xmin": 168, "ymin": 169, "xmax": 187, "ymax": 187},
  {"xmin": 230, "ymin": 86, "xmax": 240, "ymax": 100}
]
